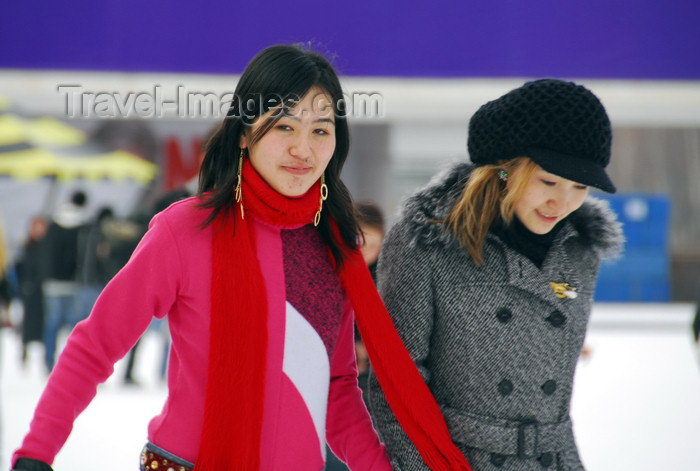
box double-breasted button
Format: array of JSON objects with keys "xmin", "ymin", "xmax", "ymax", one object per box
[
  {"xmin": 545, "ymin": 310, "xmax": 566, "ymax": 327},
  {"xmin": 490, "ymin": 453, "xmax": 507, "ymax": 467},
  {"xmin": 539, "ymin": 452, "xmax": 554, "ymax": 467},
  {"xmin": 496, "ymin": 307, "xmax": 513, "ymax": 324},
  {"xmin": 498, "ymin": 379, "xmax": 513, "ymax": 396},
  {"xmin": 541, "ymin": 380, "xmax": 557, "ymax": 395}
]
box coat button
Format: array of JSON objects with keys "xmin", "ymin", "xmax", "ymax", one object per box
[
  {"xmin": 541, "ymin": 380, "xmax": 557, "ymax": 395},
  {"xmin": 490, "ymin": 453, "xmax": 507, "ymax": 467},
  {"xmin": 496, "ymin": 307, "xmax": 513, "ymax": 323},
  {"xmin": 498, "ymin": 379, "xmax": 513, "ymax": 396},
  {"xmin": 545, "ymin": 310, "xmax": 566, "ymax": 327},
  {"xmin": 539, "ymin": 452, "xmax": 554, "ymax": 467}
]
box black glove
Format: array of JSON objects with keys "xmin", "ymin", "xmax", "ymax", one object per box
[{"xmin": 12, "ymin": 458, "xmax": 53, "ymax": 471}]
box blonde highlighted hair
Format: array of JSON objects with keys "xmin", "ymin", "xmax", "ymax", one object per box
[{"xmin": 445, "ymin": 157, "xmax": 539, "ymax": 265}]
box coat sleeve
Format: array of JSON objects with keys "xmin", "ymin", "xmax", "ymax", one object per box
[
  {"xmin": 12, "ymin": 211, "xmax": 182, "ymax": 467},
  {"xmin": 325, "ymin": 297, "xmax": 392, "ymax": 471},
  {"xmin": 368, "ymin": 219, "xmax": 435, "ymax": 471}
]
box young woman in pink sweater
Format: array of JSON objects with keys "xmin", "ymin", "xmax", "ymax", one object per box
[{"xmin": 12, "ymin": 44, "xmax": 471, "ymax": 471}]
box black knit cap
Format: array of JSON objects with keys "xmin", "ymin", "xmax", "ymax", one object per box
[{"xmin": 468, "ymin": 78, "xmax": 616, "ymax": 193}]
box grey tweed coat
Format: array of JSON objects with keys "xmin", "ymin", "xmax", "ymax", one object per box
[{"xmin": 369, "ymin": 162, "xmax": 623, "ymax": 471}]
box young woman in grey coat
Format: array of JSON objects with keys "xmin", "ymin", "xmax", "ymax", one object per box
[{"xmin": 369, "ymin": 79, "xmax": 623, "ymax": 470}]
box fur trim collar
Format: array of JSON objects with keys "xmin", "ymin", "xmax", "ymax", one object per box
[{"xmin": 397, "ymin": 161, "xmax": 623, "ymax": 258}]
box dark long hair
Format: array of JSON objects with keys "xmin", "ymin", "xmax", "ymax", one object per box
[{"xmin": 198, "ymin": 44, "xmax": 358, "ymax": 268}]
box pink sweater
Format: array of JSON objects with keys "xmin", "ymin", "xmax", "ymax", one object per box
[{"xmin": 13, "ymin": 198, "xmax": 391, "ymax": 470}]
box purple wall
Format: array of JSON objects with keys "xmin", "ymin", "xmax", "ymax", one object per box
[{"xmin": 1, "ymin": 0, "xmax": 698, "ymax": 79}]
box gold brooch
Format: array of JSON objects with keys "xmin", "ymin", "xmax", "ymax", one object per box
[{"xmin": 549, "ymin": 282, "xmax": 578, "ymax": 299}]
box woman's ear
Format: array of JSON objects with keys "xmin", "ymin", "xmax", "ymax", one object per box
[{"xmin": 239, "ymin": 130, "xmax": 249, "ymax": 149}]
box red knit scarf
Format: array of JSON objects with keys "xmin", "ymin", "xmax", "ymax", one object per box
[{"xmin": 195, "ymin": 161, "xmax": 472, "ymax": 471}]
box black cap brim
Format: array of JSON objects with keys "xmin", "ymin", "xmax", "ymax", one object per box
[{"xmin": 528, "ymin": 147, "xmax": 617, "ymax": 193}]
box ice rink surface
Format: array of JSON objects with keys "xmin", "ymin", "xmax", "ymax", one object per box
[{"xmin": 2, "ymin": 303, "xmax": 699, "ymax": 470}]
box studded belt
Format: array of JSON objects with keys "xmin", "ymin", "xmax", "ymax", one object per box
[
  {"xmin": 140, "ymin": 443, "xmax": 194, "ymax": 471},
  {"xmin": 441, "ymin": 407, "xmax": 574, "ymax": 459}
]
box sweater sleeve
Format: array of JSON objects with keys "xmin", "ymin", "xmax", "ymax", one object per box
[
  {"xmin": 368, "ymin": 219, "xmax": 435, "ymax": 471},
  {"xmin": 12, "ymin": 211, "xmax": 183, "ymax": 467},
  {"xmin": 325, "ymin": 297, "xmax": 392, "ymax": 471}
]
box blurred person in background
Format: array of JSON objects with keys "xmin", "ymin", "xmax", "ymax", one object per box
[
  {"xmin": 356, "ymin": 201, "xmax": 386, "ymax": 283},
  {"xmin": 15, "ymin": 216, "xmax": 49, "ymax": 364},
  {"xmin": 40, "ymin": 190, "xmax": 89, "ymax": 373},
  {"xmin": 75, "ymin": 207, "xmax": 115, "ymax": 322},
  {"xmin": 370, "ymin": 79, "xmax": 623, "ymax": 470},
  {"xmin": 0, "ymin": 212, "xmax": 9, "ymax": 470},
  {"xmin": 0, "ymin": 217, "xmax": 11, "ymax": 328}
]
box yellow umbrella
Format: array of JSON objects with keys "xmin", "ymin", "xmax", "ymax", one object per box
[
  {"xmin": 26, "ymin": 116, "xmax": 87, "ymax": 147},
  {"xmin": 0, "ymin": 110, "xmax": 157, "ymax": 183},
  {"xmin": 0, "ymin": 145, "xmax": 59, "ymax": 179},
  {"xmin": 50, "ymin": 147, "xmax": 158, "ymax": 183},
  {"xmin": 0, "ymin": 113, "xmax": 86, "ymax": 147}
]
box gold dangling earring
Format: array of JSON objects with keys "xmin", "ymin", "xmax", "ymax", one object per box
[
  {"xmin": 235, "ymin": 149, "xmax": 245, "ymax": 220},
  {"xmin": 314, "ymin": 173, "xmax": 329, "ymax": 227}
]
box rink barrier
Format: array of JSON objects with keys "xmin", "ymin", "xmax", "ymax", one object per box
[{"xmin": 594, "ymin": 193, "xmax": 671, "ymax": 302}]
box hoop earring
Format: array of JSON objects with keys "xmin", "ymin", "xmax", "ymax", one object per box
[
  {"xmin": 314, "ymin": 174, "xmax": 329, "ymax": 227},
  {"xmin": 235, "ymin": 149, "xmax": 245, "ymax": 219}
]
